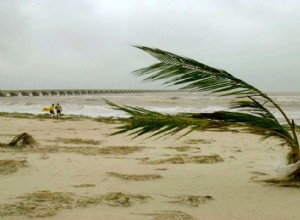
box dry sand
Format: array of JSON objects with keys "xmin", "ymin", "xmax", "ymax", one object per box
[{"xmin": 0, "ymin": 115, "xmax": 300, "ymax": 220}]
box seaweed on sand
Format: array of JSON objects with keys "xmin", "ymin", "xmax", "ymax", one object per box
[
  {"xmin": 107, "ymin": 172, "xmax": 162, "ymax": 181},
  {"xmin": 60, "ymin": 146, "xmax": 143, "ymax": 155},
  {"xmin": 184, "ymin": 139, "xmax": 214, "ymax": 145},
  {"xmin": 0, "ymin": 112, "xmax": 91, "ymax": 120},
  {"xmin": 0, "ymin": 191, "xmax": 152, "ymax": 218},
  {"xmin": 164, "ymin": 195, "xmax": 213, "ymax": 207},
  {"xmin": 0, "ymin": 159, "xmax": 28, "ymax": 175},
  {"xmin": 0, "ymin": 191, "xmax": 76, "ymax": 218},
  {"xmin": 52, "ymin": 137, "xmax": 101, "ymax": 145},
  {"xmin": 0, "ymin": 145, "xmax": 144, "ymax": 156},
  {"xmin": 8, "ymin": 133, "xmax": 37, "ymax": 147},
  {"xmin": 145, "ymin": 210, "xmax": 197, "ymax": 220},
  {"xmin": 143, "ymin": 154, "xmax": 224, "ymax": 164},
  {"xmin": 100, "ymin": 192, "xmax": 151, "ymax": 207},
  {"xmin": 261, "ymin": 178, "xmax": 300, "ymax": 188},
  {"xmin": 166, "ymin": 146, "xmax": 200, "ymax": 152},
  {"xmin": 72, "ymin": 184, "xmax": 95, "ymax": 188}
]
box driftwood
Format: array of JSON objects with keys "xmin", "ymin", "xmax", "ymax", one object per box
[{"xmin": 7, "ymin": 133, "xmax": 37, "ymax": 148}]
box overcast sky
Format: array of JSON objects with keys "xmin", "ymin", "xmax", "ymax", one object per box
[{"xmin": 1, "ymin": 0, "xmax": 300, "ymax": 91}]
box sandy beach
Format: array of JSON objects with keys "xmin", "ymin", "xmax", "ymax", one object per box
[{"xmin": 0, "ymin": 114, "xmax": 300, "ymax": 220}]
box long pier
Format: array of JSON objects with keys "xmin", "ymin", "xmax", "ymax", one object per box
[{"xmin": 0, "ymin": 89, "xmax": 179, "ymax": 97}]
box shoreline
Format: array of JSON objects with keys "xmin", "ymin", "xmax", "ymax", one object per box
[
  {"xmin": 0, "ymin": 114, "xmax": 300, "ymax": 219},
  {"xmin": 2, "ymin": 90, "xmax": 300, "ymax": 124}
]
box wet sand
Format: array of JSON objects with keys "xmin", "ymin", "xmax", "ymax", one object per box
[{"xmin": 0, "ymin": 115, "xmax": 300, "ymax": 220}]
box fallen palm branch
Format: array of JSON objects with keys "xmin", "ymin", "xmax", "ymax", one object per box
[
  {"xmin": 106, "ymin": 45, "xmax": 300, "ymax": 179},
  {"xmin": 0, "ymin": 133, "xmax": 38, "ymax": 148},
  {"xmin": 8, "ymin": 133, "xmax": 37, "ymax": 147}
]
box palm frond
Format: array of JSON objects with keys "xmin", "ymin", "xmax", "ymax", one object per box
[
  {"xmin": 105, "ymin": 100, "xmax": 228, "ymax": 139},
  {"xmin": 105, "ymin": 99, "xmax": 294, "ymax": 146},
  {"xmin": 192, "ymin": 111, "xmax": 294, "ymax": 145},
  {"xmin": 230, "ymin": 96, "xmax": 278, "ymax": 121},
  {"xmin": 134, "ymin": 45, "xmax": 260, "ymax": 96},
  {"xmin": 132, "ymin": 46, "xmax": 299, "ymax": 147},
  {"xmin": 104, "ymin": 45, "xmax": 299, "ymax": 156}
]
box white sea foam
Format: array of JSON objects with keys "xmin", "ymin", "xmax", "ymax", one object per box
[{"xmin": 1, "ymin": 92, "xmax": 300, "ymax": 123}]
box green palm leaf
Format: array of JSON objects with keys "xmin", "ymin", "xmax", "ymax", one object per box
[
  {"xmin": 134, "ymin": 45, "xmax": 260, "ymax": 96},
  {"xmin": 105, "ymin": 99, "xmax": 294, "ymax": 146},
  {"xmin": 132, "ymin": 45, "xmax": 298, "ymax": 148},
  {"xmin": 192, "ymin": 111, "xmax": 294, "ymax": 145},
  {"xmin": 230, "ymin": 96, "xmax": 278, "ymax": 121},
  {"xmin": 105, "ymin": 100, "xmax": 228, "ymax": 139},
  {"xmin": 105, "ymin": 45, "xmax": 300, "ymax": 172}
]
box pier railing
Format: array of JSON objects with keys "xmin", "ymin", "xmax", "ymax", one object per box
[{"xmin": 0, "ymin": 89, "xmax": 180, "ymax": 97}]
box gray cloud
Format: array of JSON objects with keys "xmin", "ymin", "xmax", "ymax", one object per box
[{"xmin": 1, "ymin": 0, "xmax": 300, "ymax": 91}]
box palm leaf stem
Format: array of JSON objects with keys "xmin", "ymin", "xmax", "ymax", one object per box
[
  {"xmin": 246, "ymin": 96, "xmax": 278, "ymax": 122},
  {"xmin": 259, "ymin": 93, "xmax": 299, "ymax": 149}
]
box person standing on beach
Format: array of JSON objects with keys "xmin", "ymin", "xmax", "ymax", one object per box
[
  {"xmin": 50, "ymin": 104, "xmax": 55, "ymax": 117},
  {"xmin": 55, "ymin": 103, "xmax": 62, "ymax": 117}
]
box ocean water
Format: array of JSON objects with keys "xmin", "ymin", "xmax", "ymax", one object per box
[{"xmin": 1, "ymin": 91, "xmax": 300, "ymax": 124}]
